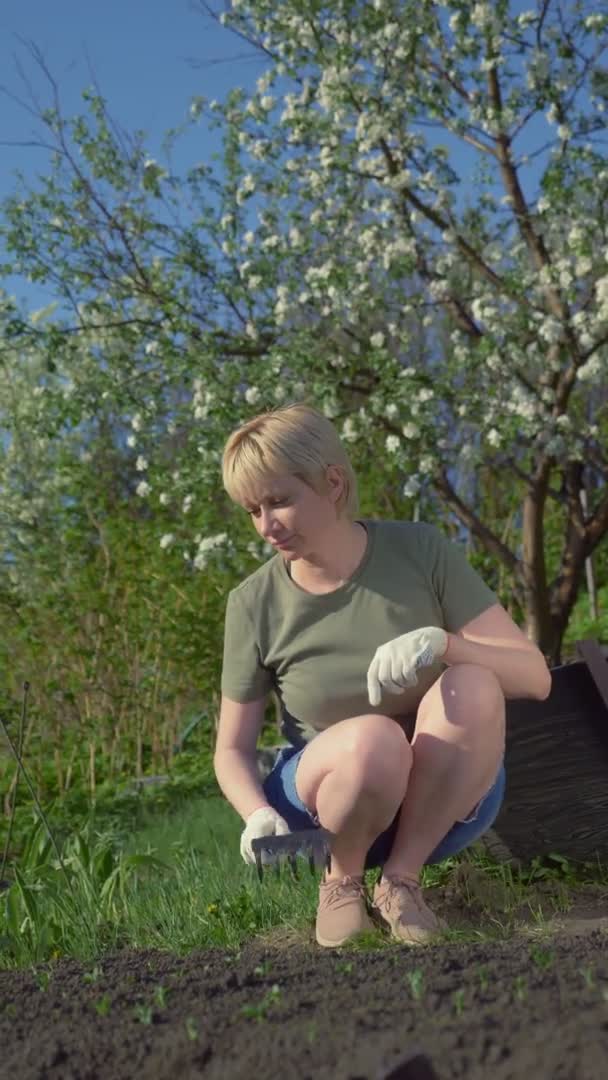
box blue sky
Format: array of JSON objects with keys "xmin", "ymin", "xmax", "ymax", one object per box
[
  {"xmin": 0, "ymin": 0, "xmax": 267, "ymax": 311},
  {"xmin": 0, "ymin": 0, "xmax": 565, "ymax": 320}
]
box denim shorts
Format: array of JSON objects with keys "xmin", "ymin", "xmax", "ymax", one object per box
[{"xmin": 262, "ymin": 745, "xmax": 506, "ymax": 872}]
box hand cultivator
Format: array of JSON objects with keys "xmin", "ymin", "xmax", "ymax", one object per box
[{"xmin": 251, "ymin": 827, "xmax": 332, "ymax": 882}]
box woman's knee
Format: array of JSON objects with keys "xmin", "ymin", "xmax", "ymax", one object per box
[
  {"xmin": 295, "ymin": 714, "xmax": 411, "ymax": 808},
  {"xmin": 338, "ymin": 714, "xmax": 413, "ymax": 789}
]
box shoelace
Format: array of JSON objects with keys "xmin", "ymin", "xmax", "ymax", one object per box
[
  {"xmin": 321, "ymin": 875, "xmax": 367, "ymax": 909},
  {"xmin": 376, "ymin": 875, "xmax": 426, "ymax": 914}
]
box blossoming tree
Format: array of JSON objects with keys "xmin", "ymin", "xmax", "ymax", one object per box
[{"xmin": 1, "ymin": 2, "xmax": 607, "ymax": 668}]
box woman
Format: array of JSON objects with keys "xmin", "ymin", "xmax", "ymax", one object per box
[{"xmin": 214, "ymin": 402, "xmax": 551, "ymax": 949}]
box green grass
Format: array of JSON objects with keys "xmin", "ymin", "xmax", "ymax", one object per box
[{"xmin": 1, "ymin": 790, "xmax": 607, "ymax": 970}]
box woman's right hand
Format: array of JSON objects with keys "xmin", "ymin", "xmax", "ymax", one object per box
[{"xmin": 240, "ymin": 805, "xmax": 291, "ymax": 865}]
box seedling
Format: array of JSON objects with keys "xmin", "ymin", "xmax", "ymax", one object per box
[
  {"xmin": 33, "ymin": 969, "xmax": 51, "ymax": 991},
  {"xmin": 185, "ymin": 1016, "xmax": 199, "ymax": 1041},
  {"xmin": 513, "ymin": 975, "xmax": 527, "ymax": 1002},
  {"xmin": 94, "ymin": 993, "xmax": 111, "ymax": 1017},
  {"xmin": 336, "ymin": 960, "xmax": 353, "ymax": 974},
  {"xmin": 452, "ymin": 989, "xmax": 465, "ymax": 1016},
  {"xmin": 253, "ymin": 960, "xmax": 272, "ymax": 977},
  {"xmin": 83, "ymin": 965, "xmax": 103, "ymax": 985},
  {"xmin": 407, "ymin": 969, "xmax": 424, "ymax": 1000},
  {"xmin": 240, "ymin": 983, "xmax": 281, "ymax": 1021},
  {"xmin": 530, "ymin": 947, "xmax": 554, "ymax": 970},
  {"xmin": 477, "ymin": 966, "xmax": 489, "ymax": 991},
  {"xmin": 134, "ymin": 1003, "xmax": 153, "ymax": 1025},
  {"xmin": 306, "ymin": 1020, "xmax": 318, "ymax": 1044},
  {"xmin": 153, "ymin": 984, "xmax": 167, "ymax": 1008},
  {"xmin": 580, "ymin": 966, "xmax": 595, "ymax": 989}
]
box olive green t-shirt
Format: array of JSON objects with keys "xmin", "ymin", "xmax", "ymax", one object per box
[{"xmin": 220, "ymin": 519, "xmax": 498, "ymax": 748}]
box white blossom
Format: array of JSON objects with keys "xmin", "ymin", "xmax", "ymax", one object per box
[
  {"xmin": 136, "ymin": 480, "xmax": 151, "ymax": 497},
  {"xmin": 136, "ymin": 455, "xmax": 148, "ymax": 472},
  {"xmin": 245, "ymin": 386, "xmax": 261, "ymax": 404},
  {"xmin": 160, "ymin": 533, "xmax": 175, "ymax": 550},
  {"xmin": 401, "ymin": 423, "xmax": 420, "ymax": 439},
  {"xmin": 403, "ymin": 477, "xmax": 421, "ymax": 498}
]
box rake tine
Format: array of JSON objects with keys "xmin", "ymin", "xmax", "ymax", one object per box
[
  {"xmin": 254, "ymin": 847, "xmax": 264, "ymax": 883},
  {"xmin": 308, "ymin": 846, "xmax": 316, "ymax": 876}
]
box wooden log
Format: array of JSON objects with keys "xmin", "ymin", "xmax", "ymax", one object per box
[{"xmin": 490, "ymin": 639, "xmax": 608, "ymax": 866}]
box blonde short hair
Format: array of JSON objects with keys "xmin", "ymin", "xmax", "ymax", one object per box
[{"xmin": 221, "ymin": 400, "xmax": 359, "ymax": 520}]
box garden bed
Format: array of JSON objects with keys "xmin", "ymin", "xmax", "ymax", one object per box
[{"xmin": 1, "ymin": 879, "xmax": 606, "ymax": 1079}]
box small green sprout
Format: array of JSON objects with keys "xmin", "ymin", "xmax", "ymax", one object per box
[
  {"xmin": 580, "ymin": 966, "xmax": 595, "ymax": 989},
  {"xmin": 407, "ymin": 969, "xmax": 424, "ymax": 1000},
  {"xmin": 477, "ymin": 966, "xmax": 488, "ymax": 991},
  {"xmin": 185, "ymin": 1016, "xmax": 199, "ymax": 1041},
  {"xmin": 514, "ymin": 975, "xmax": 527, "ymax": 1002},
  {"xmin": 336, "ymin": 960, "xmax": 353, "ymax": 974},
  {"xmin": 83, "ymin": 966, "xmax": 103, "ymax": 984},
  {"xmin": 153, "ymin": 985, "xmax": 167, "ymax": 1008},
  {"xmin": 134, "ymin": 1003, "xmax": 153, "ymax": 1025},
  {"xmin": 94, "ymin": 993, "xmax": 111, "ymax": 1017},
  {"xmin": 241, "ymin": 984, "xmax": 281, "ymax": 1022},
  {"xmin": 530, "ymin": 947, "xmax": 554, "ymax": 970},
  {"xmin": 453, "ymin": 989, "xmax": 465, "ymax": 1016},
  {"xmin": 34, "ymin": 969, "xmax": 51, "ymax": 992}
]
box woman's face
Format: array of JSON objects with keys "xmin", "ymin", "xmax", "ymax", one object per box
[{"xmin": 243, "ymin": 470, "xmax": 342, "ymax": 557}]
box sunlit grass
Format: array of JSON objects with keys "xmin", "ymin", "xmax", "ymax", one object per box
[{"xmin": 1, "ymin": 788, "xmax": 606, "ymax": 970}]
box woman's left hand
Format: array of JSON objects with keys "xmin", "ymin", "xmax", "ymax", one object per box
[{"xmin": 366, "ymin": 626, "xmax": 449, "ymax": 707}]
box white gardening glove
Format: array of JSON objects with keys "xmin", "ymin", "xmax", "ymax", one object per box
[
  {"xmin": 240, "ymin": 806, "xmax": 291, "ymax": 866},
  {"xmin": 367, "ymin": 626, "xmax": 448, "ymax": 707}
]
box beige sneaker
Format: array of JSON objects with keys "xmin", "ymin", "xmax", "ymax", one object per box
[
  {"xmin": 315, "ymin": 874, "xmax": 374, "ymax": 948},
  {"xmin": 371, "ymin": 873, "xmax": 448, "ymax": 945}
]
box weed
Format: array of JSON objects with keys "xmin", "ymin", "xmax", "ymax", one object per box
[
  {"xmin": 513, "ymin": 975, "xmax": 527, "ymax": 1002},
  {"xmin": 477, "ymin": 966, "xmax": 488, "ymax": 991},
  {"xmin": 253, "ymin": 960, "xmax": 272, "ymax": 977},
  {"xmin": 94, "ymin": 993, "xmax": 111, "ymax": 1017},
  {"xmin": 453, "ymin": 989, "xmax": 465, "ymax": 1016},
  {"xmin": 185, "ymin": 1016, "xmax": 199, "ymax": 1041},
  {"xmin": 4, "ymin": 1003, "xmax": 16, "ymax": 1019},
  {"xmin": 240, "ymin": 984, "xmax": 281, "ymax": 1022},
  {"xmin": 407, "ymin": 969, "xmax": 424, "ymax": 1000},
  {"xmin": 306, "ymin": 1020, "xmax": 318, "ymax": 1044},
  {"xmin": 153, "ymin": 984, "xmax": 167, "ymax": 1008}
]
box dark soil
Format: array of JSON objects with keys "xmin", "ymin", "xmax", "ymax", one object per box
[{"xmin": 1, "ymin": 881, "xmax": 607, "ymax": 1080}]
